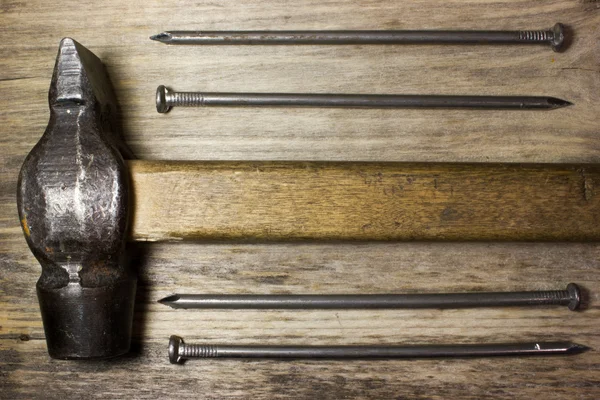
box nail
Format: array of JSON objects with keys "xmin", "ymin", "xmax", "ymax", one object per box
[
  {"xmin": 168, "ymin": 336, "xmax": 588, "ymax": 364},
  {"xmin": 156, "ymin": 86, "xmax": 571, "ymax": 114},
  {"xmin": 151, "ymin": 23, "xmax": 566, "ymax": 52},
  {"xmin": 159, "ymin": 283, "xmax": 582, "ymax": 311}
]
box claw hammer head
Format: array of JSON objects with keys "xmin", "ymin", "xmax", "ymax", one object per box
[{"xmin": 17, "ymin": 38, "xmax": 135, "ymax": 359}]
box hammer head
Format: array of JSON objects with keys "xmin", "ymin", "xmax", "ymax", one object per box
[{"xmin": 17, "ymin": 38, "xmax": 135, "ymax": 359}]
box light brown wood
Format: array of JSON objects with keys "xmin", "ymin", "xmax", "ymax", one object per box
[
  {"xmin": 2, "ymin": 0, "xmax": 600, "ymax": 399},
  {"xmin": 131, "ymin": 160, "xmax": 600, "ymax": 241}
]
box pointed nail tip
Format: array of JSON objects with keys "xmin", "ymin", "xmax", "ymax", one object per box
[
  {"xmin": 150, "ymin": 32, "xmax": 170, "ymax": 43},
  {"xmin": 558, "ymin": 100, "xmax": 574, "ymax": 108},
  {"xmin": 548, "ymin": 97, "xmax": 573, "ymax": 109},
  {"xmin": 569, "ymin": 343, "xmax": 590, "ymax": 354},
  {"xmin": 158, "ymin": 294, "xmax": 180, "ymax": 306}
]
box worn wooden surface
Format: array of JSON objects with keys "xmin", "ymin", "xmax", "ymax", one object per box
[
  {"xmin": 131, "ymin": 161, "xmax": 600, "ymax": 241},
  {"xmin": 1, "ymin": 0, "xmax": 600, "ymax": 398}
]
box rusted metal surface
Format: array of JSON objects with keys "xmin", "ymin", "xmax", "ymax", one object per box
[{"xmin": 16, "ymin": 38, "xmax": 136, "ymax": 359}]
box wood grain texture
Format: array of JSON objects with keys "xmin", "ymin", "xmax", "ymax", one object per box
[
  {"xmin": 1, "ymin": 0, "xmax": 600, "ymax": 399},
  {"xmin": 131, "ymin": 161, "xmax": 600, "ymax": 241}
]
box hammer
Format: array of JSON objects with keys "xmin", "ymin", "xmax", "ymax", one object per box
[{"xmin": 17, "ymin": 38, "xmax": 600, "ymax": 360}]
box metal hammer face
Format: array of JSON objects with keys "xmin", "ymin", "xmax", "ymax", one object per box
[{"xmin": 17, "ymin": 38, "xmax": 135, "ymax": 359}]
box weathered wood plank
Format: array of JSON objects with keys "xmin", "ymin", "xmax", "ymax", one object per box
[{"xmin": 1, "ymin": 0, "xmax": 600, "ymax": 398}]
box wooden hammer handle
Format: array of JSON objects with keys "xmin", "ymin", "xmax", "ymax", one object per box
[{"xmin": 130, "ymin": 161, "xmax": 600, "ymax": 242}]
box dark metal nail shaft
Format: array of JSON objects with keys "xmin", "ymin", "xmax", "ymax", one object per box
[
  {"xmin": 151, "ymin": 23, "xmax": 565, "ymax": 52},
  {"xmin": 156, "ymin": 86, "xmax": 572, "ymax": 113},
  {"xmin": 169, "ymin": 336, "xmax": 588, "ymax": 363},
  {"xmin": 159, "ymin": 283, "xmax": 581, "ymax": 311}
]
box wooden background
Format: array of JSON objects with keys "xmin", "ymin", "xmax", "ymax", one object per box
[{"xmin": 1, "ymin": 0, "xmax": 600, "ymax": 398}]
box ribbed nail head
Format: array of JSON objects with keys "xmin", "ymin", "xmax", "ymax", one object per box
[
  {"xmin": 551, "ymin": 23, "xmax": 565, "ymax": 52},
  {"xmin": 169, "ymin": 335, "xmax": 185, "ymax": 364},
  {"xmin": 567, "ymin": 283, "xmax": 581, "ymax": 311},
  {"xmin": 156, "ymin": 85, "xmax": 171, "ymax": 113}
]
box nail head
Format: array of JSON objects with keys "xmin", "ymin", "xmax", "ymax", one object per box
[
  {"xmin": 156, "ymin": 85, "xmax": 171, "ymax": 113},
  {"xmin": 169, "ymin": 335, "xmax": 184, "ymax": 364}
]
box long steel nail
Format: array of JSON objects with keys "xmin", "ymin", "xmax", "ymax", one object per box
[
  {"xmin": 156, "ymin": 86, "xmax": 572, "ymax": 113},
  {"xmin": 168, "ymin": 336, "xmax": 588, "ymax": 363},
  {"xmin": 159, "ymin": 283, "xmax": 581, "ymax": 311},
  {"xmin": 151, "ymin": 23, "xmax": 565, "ymax": 52}
]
